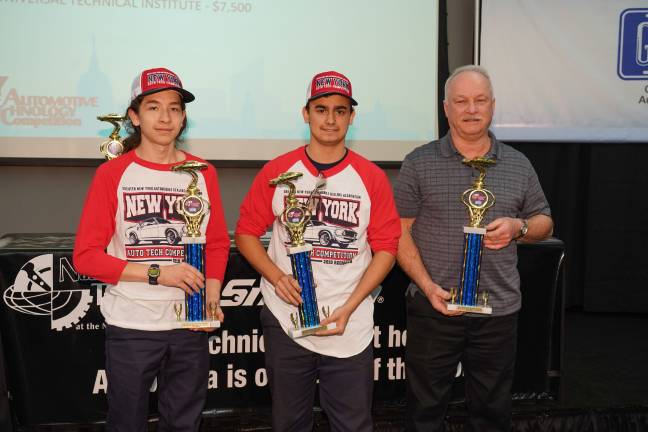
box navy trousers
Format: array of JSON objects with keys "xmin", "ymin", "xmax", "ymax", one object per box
[
  {"xmin": 260, "ymin": 306, "xmax": 374, "ymax": 432},
  {"xmin": 406, "ymin": 292, "xmax": 518, "ymax": 432},
  {"xmin": 104, "ymin": 325, "xmax": 209, "ymax": 432}
]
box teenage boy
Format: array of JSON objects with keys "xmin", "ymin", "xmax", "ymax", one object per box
[
  {"xmin": 235, "ymin": 71, "xmax": 401, "ymax": 432},
  {"xmin": 74, "ymin": 67, "xmax": 229, "ymax": 431}
]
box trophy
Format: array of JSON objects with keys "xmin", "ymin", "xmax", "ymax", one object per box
[
  {"xmin": 270, "ymin": 172, "xmax": 336, "ymax": 338},
  {"xmin": 97, "ymin": 114, "xmax": 125, "ymax": 160},
  {"xmin": 170, "ymin": 161, "xmax": 220, "ymax": 329},
  {"xmin": 447, "ymin": 157, "xmax": 496, "ymax": 315}
]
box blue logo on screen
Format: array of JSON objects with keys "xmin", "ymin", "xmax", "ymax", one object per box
[{"xmin": 618, "ymin": 9, "xmax": 648, "ymax": 80}]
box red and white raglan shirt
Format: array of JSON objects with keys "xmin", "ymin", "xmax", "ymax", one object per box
[
  {"xmin": 236, "ymin": 147, "xmax": 401, "ymax": 358},
  {"xmin": 73, "ymin": 150, "xmax": 229, "ymax": 331}
]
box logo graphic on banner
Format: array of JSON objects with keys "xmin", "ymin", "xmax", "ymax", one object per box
[
  {"xmin": 2, "ymin": 254, "xmax": 94, "ymax": 330},
  {"xmin": 618, "ymin": 8, "xmax": 648, "ymax": 80},
  {"xmin": 0, "ymin": 76, "xmax": 98, "ymax": 127}
]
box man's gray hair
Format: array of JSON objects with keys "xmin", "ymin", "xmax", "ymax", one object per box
[{"xmin": 444, "ymin": 65, "xmax": 494, "ymax": 101}]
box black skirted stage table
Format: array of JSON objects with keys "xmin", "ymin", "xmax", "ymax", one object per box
[{"xmin": 0, "ymin": 233, "xmax": 564, "ymax": 428}]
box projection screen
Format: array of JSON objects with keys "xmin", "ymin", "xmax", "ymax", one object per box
[{"xmin": 0, "ymin": 0, "xmax": 439, "ymax": 161}]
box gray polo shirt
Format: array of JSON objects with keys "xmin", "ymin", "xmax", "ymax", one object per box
[{"xmin": 394, "ymin": 132, "xmax": 551, "ymax": 316}]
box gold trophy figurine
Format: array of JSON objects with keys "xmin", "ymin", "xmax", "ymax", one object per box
[
  {"xmin": 461, "ymin": 158, "xmax": 496, "ymax": 230},
  {"xmin": 173, "ymin": 161, "xmax": 211, "ymax": 238},
  {"xmin": 97, "ymin": 114, "xmax": 126, "ymax": 160}
]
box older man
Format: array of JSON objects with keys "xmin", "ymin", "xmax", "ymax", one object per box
[{"xmin": 394, "ymin": 65, "xmax": 553, "ymax": 431}]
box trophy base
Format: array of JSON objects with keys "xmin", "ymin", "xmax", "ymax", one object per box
[
  {"xmin": 290, "ymin": 322, "xmax": 337, "ymax": 339},
  {"xmin": 447, "ymin": 304, "xmax": 492, "ymax": 315},
  {"xmin": 172, "ymin": 320, "xmax": 221, "ymax": 329}
]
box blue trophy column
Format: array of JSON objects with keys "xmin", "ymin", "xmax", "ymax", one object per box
[
  {"xmin": 288, "ymin": 245, "xmax": 319, "ymax": 328},
  {"xmin": 184, "ymin": 239, "xmax": 205, "ymax": 322},
  {"xmin": 459, "ymin": 227, "xmax": 486, "ymax": 307}
]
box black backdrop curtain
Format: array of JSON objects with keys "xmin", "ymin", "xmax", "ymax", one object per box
[{"xmin": 510, "ymin": 142, "xmax": 648, "ymax": 313}]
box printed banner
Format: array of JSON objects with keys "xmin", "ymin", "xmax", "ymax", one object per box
[{"xmin": 0, "ymin": 234, "xmax": 563, "ymax": 425}]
